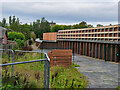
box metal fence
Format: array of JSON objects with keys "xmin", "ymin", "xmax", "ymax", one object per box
[{"xmin": 0, "ymin": 49, "xmax": 50, "ymax": 89}]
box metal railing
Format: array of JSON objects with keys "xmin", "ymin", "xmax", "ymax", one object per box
[{"xmin": 0, "ymin": 49, "xmax": 50, "ymax": 88}]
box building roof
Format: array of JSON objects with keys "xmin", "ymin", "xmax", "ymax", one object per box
[
  {"xmin": 35, "ymin": 38, "xmax": 43, "ymax": 43},
  {"xmin": 58, "ymin": 24, "xmax": 119, "ymax": 32}
]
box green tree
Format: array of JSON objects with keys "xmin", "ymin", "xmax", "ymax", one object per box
[
  {"xmin": 96, "ymin": 24, "xmax": 103, "ymax": 27},
  {"xmin": 51, "ymin": 25, "xmax": 64, "ymax": 32},
  {"xmin": 78, "ymin": 21, "xmax": 88, "ymax": 28},
  {"xmin": 33, "ymin": 17, "xmax": 50, "ymax": 39},
  {"xmin": 19, "ymin": 23, "xmax": 31, "ymax": 40},
  {"xmin": 15, "ymin": 39, "xmax": 25, "ymax": 48},
  {"xmin": 8, "ymin": 32, "xmax": 25, "ymax": 41},
  {"xmin": 9, "ymin": 16, "xmax": 12, "ymax": 25},
  {"xmin": 39, "ymin": 17, "xmax": 50, "ymax": 39},
  {"xmin": 88, "ymin": 24, "xmax": 93, "ymax": 28},
  {"xmin": 0, "ymin": 21, "xmax": 2, "ymax": 26},
  {"xmin": 2, "ymin": 18, "xmax": 6, "ymax": 27}
]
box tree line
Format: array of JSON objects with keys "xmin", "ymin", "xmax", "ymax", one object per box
[{"xmin": 0, "ymin": 16, "xmax": 105, "ymax": 40}]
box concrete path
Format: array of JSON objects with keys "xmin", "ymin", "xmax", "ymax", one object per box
[{"xmin": 73, "ymin": 54, "xmax": 119, "ymax": 88}]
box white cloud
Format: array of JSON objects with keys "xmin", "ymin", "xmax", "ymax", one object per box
[
  {"xmin": 0, "ymin": 1, "xmax": 118, "ymax": 25},
  {"xmin": 0, "ymin": 0, "xmax": 119, "ymax": 2}
]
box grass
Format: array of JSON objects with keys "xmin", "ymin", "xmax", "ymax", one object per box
[
  {"xmin": 50, "ymin": 66, "xmax": 88, "ymax": 88},
  {"xmin": 116, "ymin": 86, "xmax": 120, "ymax": 90},
  {"xmin": 2, "ymin": 52, "xmax": 88, "ymax": 89}
]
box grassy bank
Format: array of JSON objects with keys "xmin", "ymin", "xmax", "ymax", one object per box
[{"xmin": 2, "ymin": 52, "xmax": 88, "ymax": 89}]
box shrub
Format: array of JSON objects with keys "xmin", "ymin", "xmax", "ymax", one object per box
[
  {"xmin": 8, "ymin": 32, "xmax": 25, "ymax": 41},
  {"xmin": 15, "ymin": 39, "xmax": 25, "ymax": 48}
]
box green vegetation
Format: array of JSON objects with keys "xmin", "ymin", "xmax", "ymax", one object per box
[
  {"xmin": 0, "ymin": 16, "xmax": 105, "ymax": 41},
  {"xmin": 116, "ymin": 86, "xmax": 120, "ymax": 90},
  {"xmin": 2, "ymin": 52, "xmax": 88, "ymax": 89},
  {"xmin": 8, "ymin": 32, "xmax": 25, "ymax": 41},
  {"xmin": 8, "ymin": 32, "xmax": 26, "ymax": 49},
  {"xmin": 50, "ymin": 66, "xmax": 88, "ymax": 88},
  {"xmin": 51, "ymin": 25, "xmax": 64, "ymax": 32},
  {"xmin": 51, "ymin": 21, "xmax": 94, "ymax": 32},
  {"xmin": 0, "ymin": 16, "xmax": 50, "ymax": 40}
]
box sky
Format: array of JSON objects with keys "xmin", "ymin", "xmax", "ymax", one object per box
[{"xmin": 0, "ymin": 0, "xmax": 119, "ymax": 26}]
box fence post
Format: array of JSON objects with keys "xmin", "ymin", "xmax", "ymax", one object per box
[
  {"xmin": 12, "ymin": 50, "xmax": 14, "ymax": 76},
  {"xmin": 44, "ymin": 54, "xmax": 50, "ymax": 89}
]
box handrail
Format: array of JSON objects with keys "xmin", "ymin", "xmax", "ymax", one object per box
[
  {"xmin": 0, "ymin": 49, "xmax": 50, "ymax": 89},
  {"xmin": 0, "ymin": 59, "xmax": 48, "ymax": 66}
]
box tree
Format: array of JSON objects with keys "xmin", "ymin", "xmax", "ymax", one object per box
[
  {"xmin": 51, "ymin": 25, "xmax": 64, "ymax": 32},
  {"xmin": 9, "ymin": 16, "xmax": 12, "ymax": 25},
  {"xmin": 0, "ymin": 21, "xmax": 2, "ymax": 26},
  {"xmin": 2, "ymin": 18, "xmax": 6, "ymax": 27},
  {"xmin": 19, "ymin": 23, "xmax": 31, "ymax": 40},
  {"xmin": 39, "ymin": 17, "xmax": 50, "ymax": 39},
  {"xmin": 88, "ymin": 24, "xmax": 93, "ymax": 28},
  {"xmin": 8, "ymin": 32, "xmax": 25, "ymax": 41},
  {"xmin": 30, "ymin": 32, "xmax": 36, "ymax": 41},
  {"xmin": 96, "ymin": 24, "xmax": 103, "ymax": 27},
  {"xmin": 33, "ymin": 17, "xmax": 50, "ymax": 39},
  {"xmin": 10, "ymin": 16, "xmax": 19, "ymax": 31},
  {"xmin": 13, "ymin": 16, "xmax": 16, "ymax": 23},
  {"xmin": 79, "ymin": 21, "xmax": 88, "ymax": 28}
]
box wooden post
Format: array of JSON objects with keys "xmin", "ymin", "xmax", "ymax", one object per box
[
  {"xmin": 98, "ymin": 44, "xmax": 101, "ymax": 59},
  {"xmin": 115, "ymin": 45, "xmax": 118, "ymax": 62},
  {"xmin": 72, "ymin": 42, "xmax": 73, "ymax": 52},
  {"xmin": 106, "ymin": 44, "xmax": 108, "ymax": 61},
  {"xmin": 67, "ymin": 41, "xmax": 68, "ymax": 49},
  {"xmin": 86, "ymin": 42, "xmax": 88, "ymax": 56},
  {"xmin": 83, "ymin": 42, "xmax": 84, "ymax": 55},
  {"xmin": 74, "ymin": 42, "xmax": 76, "ymax": 53},
  {"xmin": 89, "ymin": 43, "xmax": 91, "ymax": 57},
  {"xmin": 77, "ymin": 42, "xmax": 79, "ymax": 54},
  {"xmin": 69, "ymin": 41, "xmax": 70, "ymax": 49},
  {"xmin": 80, "ymin": 42, "xmax": 82, "ymax": 55},
  {"xmin": 102, "ymin": 44, "xmax": 105, "ymax": 60},
  {"xmin": 64, "ymin": 41, "xmax": 66, "ymax": 49},
  {"xmin": 110, "ymin": 44, "xmax": 113, "ymax": 62},
  {"xmin": 61, "ymin": 41, "xmax": 63, "ymax": 49},
  {"xmin": 95, "ymin": 43, "xmax": 97, "ymax": 58},
  {"xmin": 92, "ymin": 43, "xmax": 94, "ymax": 57}
]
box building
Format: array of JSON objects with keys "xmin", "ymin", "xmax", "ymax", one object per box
[
  {"xmin": 41, "ymin": 24, "xmax": 120, "ymax": 62},
  {"xmin": 49, "ymin": 21, "xmax": 56, "ymax": 27},
  {"xmin": 0, "ymin": 27, "xmax": 8, "ymax": 44},
  {"xmin": 57, "ymin": 24, "xmax": 120, "ymax": 43}
]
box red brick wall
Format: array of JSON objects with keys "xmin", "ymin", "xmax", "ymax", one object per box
[
  {"xmin": 43, "ymin": 32, "xmax": 57, "ymax": 41},
  {"xmin": 48, "ymin": 49, "xmax": 72, "ymax": 67},
  {"xmin": 4, "ymin": 34, "xmax": 7, "ymax": 44}
]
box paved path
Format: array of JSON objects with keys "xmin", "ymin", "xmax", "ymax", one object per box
[
  {"xmin": 35, "ymin": 49, "xmax": 119, "ymax": 88},
  {"xmin": 74, "ymin": 54, "xmax": 119, "ymax": 88}
]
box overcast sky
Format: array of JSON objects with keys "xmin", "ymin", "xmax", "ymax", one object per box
[{"xmin": 0, "ymin": 0, "xmax": 119, "ymax": 26}]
